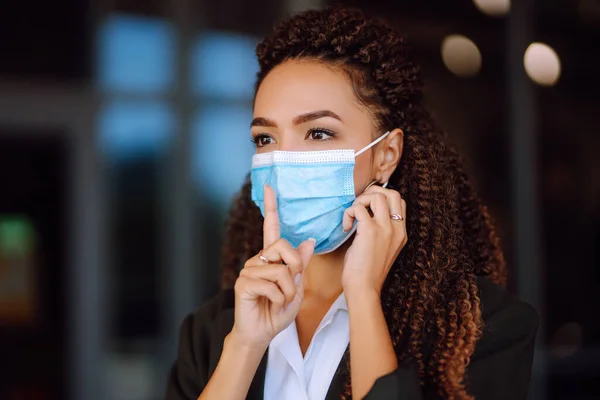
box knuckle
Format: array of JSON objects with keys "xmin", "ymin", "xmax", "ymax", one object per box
[
  {"xmin": 243, "ymin": 258, "xmax": 254, "ymax": 269},
  {"xmin": 273, "ymin": 289, "xmax": 285, "ymax": 304},
  {"xmin": 283, "ymin": 281, "xmax": 296, "ymax": 294},
  {"xmin": 373, "ymin": 193, "xmax": 387, "ymax": 205},
  {"xmin": 275, "ymin": 264, "xmax": 288, "ymax": 278},
  {"xmin": 353, "ymin": 196, "xmax": 365, "ymax": 205},
  {"xmin": 397, "ymin": 234, "xmax": 407, "ymax": 246},
  {"xmin": 288, "ymin": 262, "xmax": 302, "ymax": 277},
  {"xmin": 277, "ymin": 238, "xmax": 292, "ymax": 250},
  {"xmin": 289, "ymin": 251, "xmax": 302, "ymax": 266},
  {"xmin": 288, "ymin": 287, "xmax": 297, "ymax": 300},
  {"xmin": 234, "ymin": 276, "xmax": 246, "ymax": 291}
]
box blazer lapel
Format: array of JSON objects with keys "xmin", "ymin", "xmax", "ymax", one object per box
[{"xmin": 325, "ymin": 345, "xmax": 350, "ymax": 400}]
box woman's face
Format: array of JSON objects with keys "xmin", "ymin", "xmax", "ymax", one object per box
[{"xmin": 252, "ymin": 59, "xmax": 389, "ymax": 195}]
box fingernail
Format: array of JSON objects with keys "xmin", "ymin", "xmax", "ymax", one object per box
[
  {"xmin": 294, "ymin": 273, "xmax": 302, "ymax": 286},
  {"xmin": 308, "ymin": 238, "xmax": 316, "ymax": 246}
]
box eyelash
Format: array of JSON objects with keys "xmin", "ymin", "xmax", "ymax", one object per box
[
  {"xmin": 250, "ymin": 134, "xmax": 273, "ymax": 147},
  {"xmin": 250, "ymin": 127, "xmax": 336, "ymax": 148},
  {"xmin": 306, "ymin": 127, "xmax": 336, "ymax": 141}
]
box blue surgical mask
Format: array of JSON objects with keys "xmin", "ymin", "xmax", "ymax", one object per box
[{"xmin": 250, "ymin": 131, "xmax": 391, "ymax": 254}]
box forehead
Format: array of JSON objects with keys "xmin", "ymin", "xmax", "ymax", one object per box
[{"xmin": 254, "ymin": 60, "xmax": 370, "ymax": 121}]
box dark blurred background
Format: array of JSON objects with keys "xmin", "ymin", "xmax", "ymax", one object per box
[{"xmin": 0, "ymin": 0, "xmax": 598, "ymax": 399}]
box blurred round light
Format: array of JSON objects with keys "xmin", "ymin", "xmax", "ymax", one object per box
[
  {"xmin": 441, "ymin": 35, "xmax": 482, "ymax": 78},
  {"xmin": 523, "ymin": 42, "xmax": 561, "ymax": 86},
  {"xmin": 473, "ymin": 0, "xmax": 511, "ymax": 16}
]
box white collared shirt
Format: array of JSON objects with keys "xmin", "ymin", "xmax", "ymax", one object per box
[{"xmin": 264, "ymin": 292, "xmax": 350, "ymax": 400}]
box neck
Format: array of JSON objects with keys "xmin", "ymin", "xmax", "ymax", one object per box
[{"xmin": 303, "ymin": 238, "xmax": 352, "ymax": 301}]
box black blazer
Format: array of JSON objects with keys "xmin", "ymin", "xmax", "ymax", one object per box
[{"xmin": 165, "ymin": 276, "xmax": 538, "ymax": 399}]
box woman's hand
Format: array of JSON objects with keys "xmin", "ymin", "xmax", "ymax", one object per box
[
  {"xmin": 230, "ymin": 184, "xmax": 315, "ymax": 351},
  {"xmin": 341, "ymin": 185, "xmax": 407, "ymax": 296}
]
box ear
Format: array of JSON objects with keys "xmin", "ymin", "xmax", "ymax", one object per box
[{"xmin": 374, "ymin": 128, "xmax": 403, "ymax": 183}]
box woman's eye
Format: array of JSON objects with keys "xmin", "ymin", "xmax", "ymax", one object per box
[
  {"xmin": 307, "ymin": 128, "xmax": 335, "ymax": 141},
  {"xmin": 251, "ymin": 134, "xmax": 275, "ymax": 148}
]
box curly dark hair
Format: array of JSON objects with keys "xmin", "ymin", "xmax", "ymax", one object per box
[{"xmin": 220, "ymin": 5, "xmax": 507, "ymax": 399}]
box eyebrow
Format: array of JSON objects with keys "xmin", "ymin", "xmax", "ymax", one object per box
[
  {"xmin": 250, "ymin": 117, "xmax": 277, "ymax": 128},
  {"xmin": 250, "ymin": 110, "xmax": 342, "ymax": 128}
]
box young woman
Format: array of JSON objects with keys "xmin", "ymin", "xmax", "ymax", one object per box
[{"xmin": 166, "ymin": 6, "xmax": 538, "ymax": 400}]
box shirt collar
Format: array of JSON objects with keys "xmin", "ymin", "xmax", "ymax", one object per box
[
  {"xmin": 270, "ymin": 291, "xmax": 348, "ymax": 350},
  {"xmin": 331, "ymin": 291, "xmax": 348, "ymax": 312}
]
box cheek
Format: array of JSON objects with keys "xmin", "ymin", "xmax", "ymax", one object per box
[{"xmin": 353, "ymin": 156, "xmax": 373, "ymax": 195}]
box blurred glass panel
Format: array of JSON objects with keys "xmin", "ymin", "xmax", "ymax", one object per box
[
  {"xmin": 98, "ymin": 100, "xmax": 175, "ymax": 340},
  {"xmin": 191, "ymin": 32, "xmax": 259, "ymax": 100},
  {"xmin": 108, "ymin": 156, "xmax": 164, "ymax": 340},
  {"xmin": 99, "ymin": 100, "xmax": 175, "ymax": 161},
  {"xmin": 98, "ymin": 15, "xmax": 175, "ymax": 93},
  {"xmin": 192, "ymin": 104, "xmax": 254, "ymax": 205}
]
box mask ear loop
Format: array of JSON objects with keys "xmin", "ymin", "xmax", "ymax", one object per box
[
  {"xmin": 354, "ymin": 130, "xmax": 391, "ymax": 157},
  {"xmin": 363, "ymin": 180, "xmax": 389, "ymax": 192},
  {"xmin": 356, "ymin": 131, "xmax": 392, "ymax": 189}
]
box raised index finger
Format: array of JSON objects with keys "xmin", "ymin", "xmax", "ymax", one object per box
[{"xmin": 263, "ymin": 183, "xmax": 280, "ymax": 248}]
